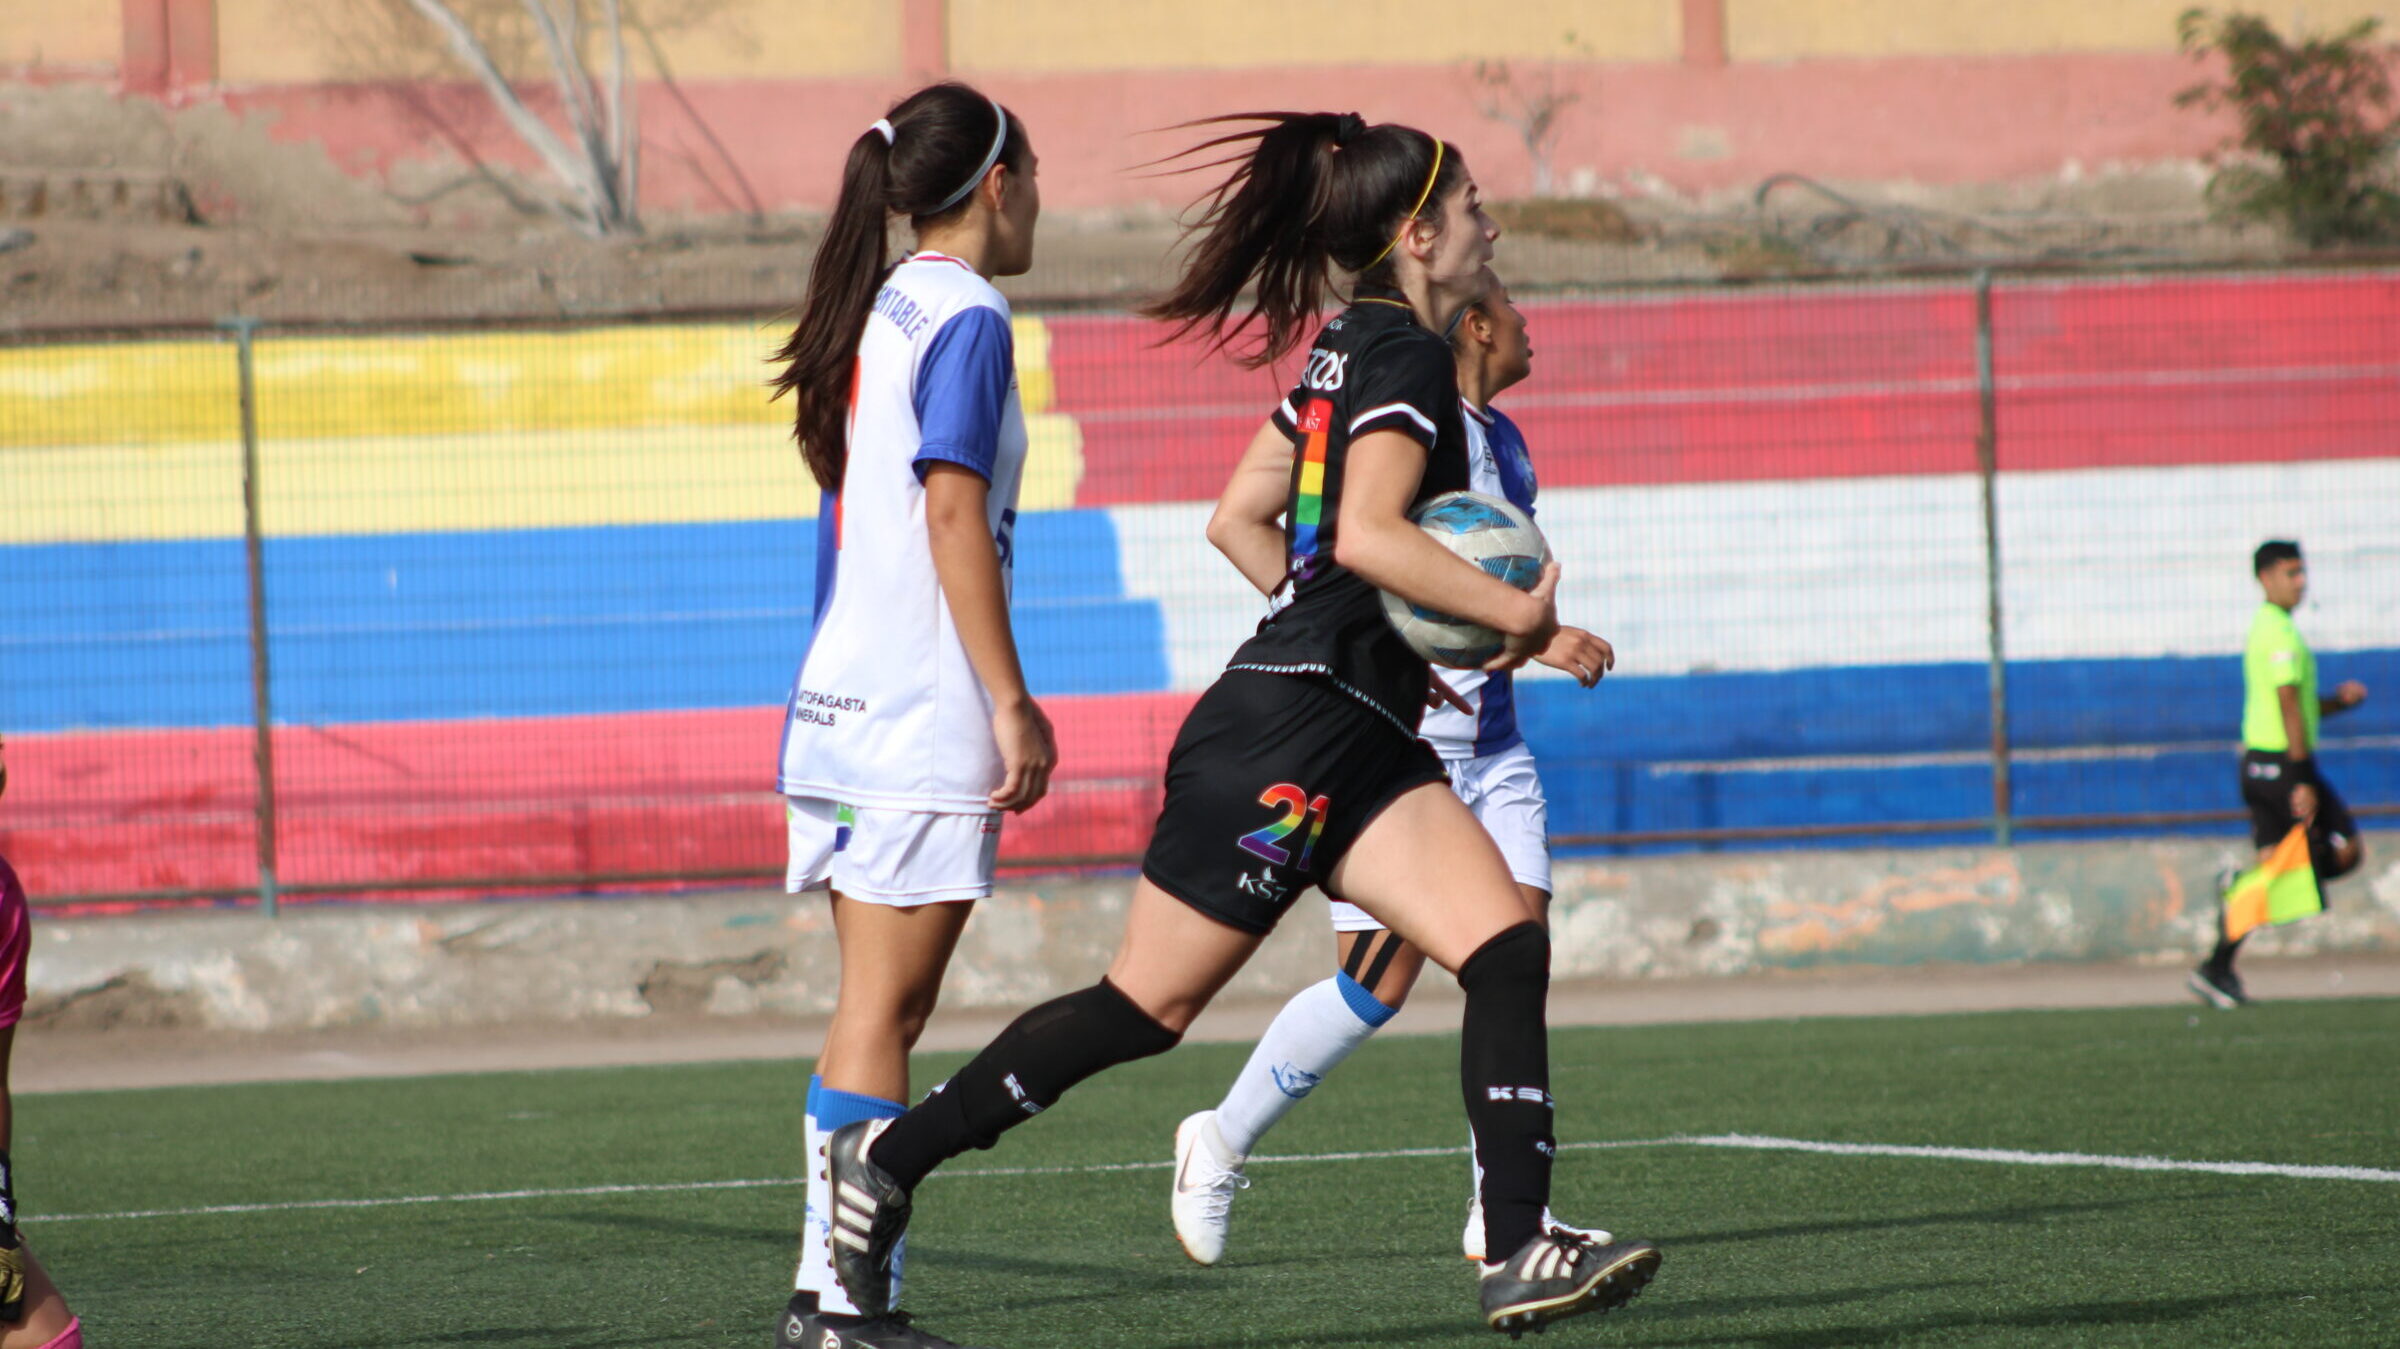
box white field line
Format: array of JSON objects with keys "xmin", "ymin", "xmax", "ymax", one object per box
[
  {"xmin": 1679, "ymin": 1133, "xmax": 2400, "ymax": 1183},
  {"xmin": 35, "ymin": 1132, "xmax": 2398, "ymax": 1227}
]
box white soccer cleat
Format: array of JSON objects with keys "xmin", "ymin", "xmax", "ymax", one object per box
[
  {"xmin": 1463, "ymin": 1195, "xmax": 1614, "ymax": 1262},
  {"xmin": 1170, "ymin": 1110, "xmax": 1250, "ymax": 1266}
]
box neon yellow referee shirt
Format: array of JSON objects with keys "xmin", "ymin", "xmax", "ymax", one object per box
[{"xmin": 2242, "ymin": 602, "xmax": 2316, "ymax": 753}]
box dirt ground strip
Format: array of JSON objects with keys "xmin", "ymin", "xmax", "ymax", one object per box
[
  {"xmin": 22, "ymin": 952, "xmax": 2399, "ymax": 1095},
  {"xmin": 0, "ymin": 83, "xmax": 2309, "ymax": 335}
]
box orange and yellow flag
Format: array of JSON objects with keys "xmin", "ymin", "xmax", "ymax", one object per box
[{"xmin": 2223, "ymin": 826, "xmax": 2323, "ymax": 942}]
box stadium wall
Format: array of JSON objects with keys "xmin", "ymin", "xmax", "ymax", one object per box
[
  {"xmin": 23, "ymin": 834, "xmax": 2400, "ymax": 1032},
  {"xmin": 4, "ymin": 271, "xmax": 2398, "ymax": 900},
  {"xmin": 14, "ymin": 1, "xmax": 2400, "ymax": 209}
]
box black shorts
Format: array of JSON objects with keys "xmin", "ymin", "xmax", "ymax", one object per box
[
  {"xmin": 2241, "ymin": 750, "xmax": 2358, "ymax": 859},
  {"xmin": 1141, "ymin": 671, "xmax": 1448, "ymax": 936}
]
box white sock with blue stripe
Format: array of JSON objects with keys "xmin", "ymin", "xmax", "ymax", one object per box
[
  {"xmin": 1214, "ymin": 973, "xmax": 1396, "ymax": 1157},
  {"xmin": 797, "ymin": 1076, "xmax": 907, "ymax": 1316}
]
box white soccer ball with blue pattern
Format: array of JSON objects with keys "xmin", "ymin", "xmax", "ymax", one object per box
[{"xmin": 1379, "ymin": 490, "xmax": 1551, "ymax": 668}]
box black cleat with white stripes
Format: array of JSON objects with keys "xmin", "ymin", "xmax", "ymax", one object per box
[
  {"xmin": 1478, "ymin": 1227, "xmax": 1661, "ymax": 1337},
  {"xmin": 825, "ymin": 1119, "xmax": 914, "ymax": 1320}
]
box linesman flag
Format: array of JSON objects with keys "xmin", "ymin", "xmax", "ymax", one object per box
[{"xmin": 2223, "ymin": 826, "xmax": 2323, "ymax": 942}]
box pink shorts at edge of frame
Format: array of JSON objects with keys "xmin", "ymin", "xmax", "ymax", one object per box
[{"xmin": 0, "ymin": 856, "xmax": 26, "ymax": 1030}]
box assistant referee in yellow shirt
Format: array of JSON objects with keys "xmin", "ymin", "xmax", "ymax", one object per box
[{"xmin": 2192, "ymin": 540, "xmax": 2370, "ymax": 1009}]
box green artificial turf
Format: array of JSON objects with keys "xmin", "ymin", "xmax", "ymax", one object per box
[{"xmin": 30, "ymin": 999, "xmax": 2400, "ymax": 1347}]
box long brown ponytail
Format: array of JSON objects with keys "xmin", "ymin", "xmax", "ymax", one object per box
[
  {"xmin": 772, "ymin": 83, "xmax": 1030, "ymax": 492},
  {"xmin": 1140, "ymin": 113, "xmax": 1465, "ymax": 368}
]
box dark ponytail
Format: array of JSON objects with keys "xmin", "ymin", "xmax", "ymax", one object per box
[
  {"xmin": 772, "ymin": 82, "xmax": 1030, "ymax": 491},
  {"xmin": 1140, "ymin": 113, "xmax": 1466, "ymax": 367}
]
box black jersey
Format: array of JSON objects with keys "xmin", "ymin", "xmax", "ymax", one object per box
[{"xmin": 1227, "ymin": 286, "xmax": 1473, "ymax": 734}]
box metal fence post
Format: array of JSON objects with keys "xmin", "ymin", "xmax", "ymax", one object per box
[
  {"xmin": 1973, "ymin": 271, "xmax": 2013, "ymax": 847},
  {"xmin": 221, "ymin": 316, "xmax": 280, "ymax": 915}
]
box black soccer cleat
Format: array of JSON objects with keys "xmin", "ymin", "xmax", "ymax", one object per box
[
  {"xmin": 2189, "ymin": 962, "xmax": 2249, "ymax": 1010},
  {"xmin": 825, "ymin": 1119, "xmax": 913, "ymax": 1319},
  {"xmin": 775, "ymin": 1294, "xmax": 996, "ymax": 1349},
  {"xmin": 1478, "ymin": 1227, "xmax": 1660, "ymax": 1337}
]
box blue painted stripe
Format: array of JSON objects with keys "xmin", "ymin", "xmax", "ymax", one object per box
[
  {"xmin": 1514, "ymin": 653, "xmax": 2400, "ymax": 760},
  {"xmin": 1541, "ymin": 744, "xmax": 2400, "ymax": 855},
  {"xmin": 0, "ymin": 512, "xmax": 1166, "ymax": 730}
]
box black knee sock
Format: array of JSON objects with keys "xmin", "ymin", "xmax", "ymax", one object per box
[
  {"xmin": 2206, "ymin": 931, "xmax": 2247, "ymax": 976},
  {"xmin": 868, "ymin": 979, "xmax": 1180, "ymax": 1190},
  {"xmin": 1460, "ymin": 921, "xmax": 1554, "ymax": 1261}
]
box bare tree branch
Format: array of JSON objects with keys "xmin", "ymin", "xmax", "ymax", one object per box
[
  {"xmin": 629, "ymin": 8, "xmax": 759, "ymax": 219},
  {"xmin": 601, "ymin": 0, "xmax": 638, "ymax": 218},
  {"xmin": 517, "ymin": 0, "xmax": 622, "ymax": 226},
  {"xmin": 403, "ymin": 0, "xmax": 611, "ymax": 230}
]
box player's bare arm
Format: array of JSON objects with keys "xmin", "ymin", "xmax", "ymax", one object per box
[
  {"xmin": 1536, "ymin": 628, "xmax": 1613, "ymax": 687},
  {"xmin": 1332, "ymin": 428, "xmax": 1555, "ymax": 648},
  {"xmin": 1206, "ymin": 419, "xmax": 1296, "ymax": 596},
  {"xmin": 925, "ymin": 461, "xmax": 1056, "ymax": 812}
]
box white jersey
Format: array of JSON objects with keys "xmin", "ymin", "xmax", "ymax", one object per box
[
  {"xmin": 1418, "ymin": 399, "xmax": 1539, "ymax": 759},
  {"xmin": 777, "ymin": 252, "xmax": 1030, "ymax": 812}
]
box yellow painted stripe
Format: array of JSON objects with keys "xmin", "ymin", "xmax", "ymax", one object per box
[
  {"xmin": 2, "ymin": 315, "xmax": 1084, "ymax": 541},
  {"xmin": 1724, "ymin": 0, "xmax": 2400, "ymax": 59},
  {"xmin": 0, "ymin": 324, "xmax": 790, "ymax": 450},
  {"xmin": 5, "ymin": 411, "xmax": 1086, "ymax": 544},
  {"xmin": 1297, "ymin": 459, "xmax": 1326, "ymax": 496}
]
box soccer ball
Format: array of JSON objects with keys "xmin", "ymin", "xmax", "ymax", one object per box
[{"xmin": 1379, "ymin": 490, "xmax": 1550, "ymax": 668}]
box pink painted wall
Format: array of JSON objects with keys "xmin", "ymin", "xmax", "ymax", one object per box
[{"xmin": 203, "ymin": 49, "xmax": 2227, "ymax": 217}]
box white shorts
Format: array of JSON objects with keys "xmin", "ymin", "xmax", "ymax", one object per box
[
  {"xmin": 1328, "ymin": 742, "xmax": 1551, "ymax": 932},
  {"xmin": 785, "ymin": 796, "xmax": 1002, "ymax": 907}
]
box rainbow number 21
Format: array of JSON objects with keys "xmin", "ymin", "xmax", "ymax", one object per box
[{"xmin": 1238, "ymin": 783, "xmax": 1331, "ymax": 869}]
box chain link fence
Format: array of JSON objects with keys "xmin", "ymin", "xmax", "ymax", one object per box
[{"xmin": 3, "ymin": 263, "xmax": 2395, "ymax": 909}]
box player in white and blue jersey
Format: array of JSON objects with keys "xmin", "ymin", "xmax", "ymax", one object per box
[
  {"xmin": 765, "ymin": 82, "xmax": 1050, "ymax": 1349},
  {"xmin": 1172, "ymin": 274, "xmax": 1617, "ymax": 1267}
]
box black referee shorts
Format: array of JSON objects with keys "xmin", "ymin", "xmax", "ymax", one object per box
[
  {"xmin": 1141, "ymin": 670, "xmax": 1448, "ymax": 935},
  {"xmin": 2240, "ymin": 750, "xmax": 2361, "ymax": 880}
]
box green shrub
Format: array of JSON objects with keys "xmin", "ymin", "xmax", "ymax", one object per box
[{"xmin": 2175, "ymin": 8, "xmax": 2400, "ymax": 246}]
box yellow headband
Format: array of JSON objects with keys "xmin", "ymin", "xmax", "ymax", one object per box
[{"xmin": 1364, "ymin": 138, "xmax": 1445, "ymax": 270}]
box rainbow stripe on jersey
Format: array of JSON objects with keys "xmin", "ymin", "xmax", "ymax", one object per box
[{"xmin": 1290, "ymin": 397, "xmax": 1333, "ymax": 575}]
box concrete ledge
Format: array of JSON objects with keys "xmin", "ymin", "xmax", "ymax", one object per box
[{"xmin": 27, "ymin": 835, "xmax": 2400, "ymax": 1034}]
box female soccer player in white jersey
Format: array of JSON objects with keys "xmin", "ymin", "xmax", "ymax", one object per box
[
  {"xmin": 1172, "ymin": 273, "xmax": 1617, "ymax": 1268},
  {"xmin": 766, "ymin": 82, "xmax": 1051, "ymax": 1349},
  {"xmin": 817, "ymin": 114, "xmax": 1661, "ymax": 1341}
]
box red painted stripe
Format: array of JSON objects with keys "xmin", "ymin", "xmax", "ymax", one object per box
[
  {"xmin": 1054, "ymin": 274, "xmax": 2400, "ymax": 502},
  {"xmin": 0, "ymin": 693, "xmax": 1198, "ymax": 901}
]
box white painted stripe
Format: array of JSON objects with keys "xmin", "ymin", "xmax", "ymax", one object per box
[
  {"xmin": 1117, "ymin": 458, "xmax": 2400, "ymax": 690},
  {"xmin": 1349, "ymin": 402, "xmax": 1438, "ymax": 438},
  {"xmin": 1675, "ymin": 1133, "xmax": 2400, "ymax": 1183},
  {"xmin": 34, "ymin": 1133, "xmax": 2394, "ymax": 1227}
]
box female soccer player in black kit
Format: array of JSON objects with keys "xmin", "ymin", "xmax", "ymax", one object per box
[{"xmin": 814, "ymin": 112, "xmax": 1662, "ymax": 1341}]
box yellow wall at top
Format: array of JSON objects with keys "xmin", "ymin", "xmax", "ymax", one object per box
[
  {"xmin": 951, "ymin": 0, "xmax": 1680, "ymax": 72},
  {"xmin": 0, "ymin": 0, "xmax": 119, "ymax": 69},
  {"xmin": 1727, "ymin": 0, "xmax": 2400, "ymax": 60},
  {"xmin": 216, "ymin": 0, "xmax": 895, "ymax": 87}
]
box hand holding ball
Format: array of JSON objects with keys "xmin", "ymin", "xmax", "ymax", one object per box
[{"xmin": 1378, "ymin": 491, "xmax": 1552, "ymax": 668}]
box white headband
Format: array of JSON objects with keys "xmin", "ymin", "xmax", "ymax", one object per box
[
  {"xmin": 928, "ymin": 98, "xmax": 1009, "ymax": 215},
  {"xmin": 868, "ymin": 118, "xmax": 895, "ymax": 146}
]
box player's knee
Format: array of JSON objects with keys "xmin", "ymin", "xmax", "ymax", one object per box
[
  {"xmin": 1457, "ymin": 920, "xmax": 1549, "ymax": 997},
  {"xmin": 832, "ymin": 983, "xmax": 943, "ymax": 1051}
]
